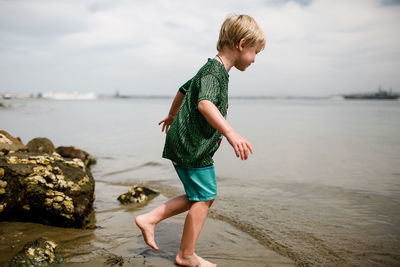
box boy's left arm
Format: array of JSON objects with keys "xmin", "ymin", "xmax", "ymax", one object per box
[
  {"xmin": 159, "ymin": 90, "xmax": 185, "ymax": 133},
  {"xmin": 198, "ymin": 100, "xmax": 254, "ymax": 160}
]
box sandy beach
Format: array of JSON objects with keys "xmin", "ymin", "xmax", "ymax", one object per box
[{"xmin": 0, "ymin": 182, "xmax": 295, "ymax": 266}]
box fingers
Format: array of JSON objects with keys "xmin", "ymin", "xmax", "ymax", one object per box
[
  {"xmin": 248, "ymin": 143, "xmax": 254, "ymax": 154},
  {"xmin": 242, "ymin": 142, "xmax": 248, "ymax": 160},
  {"xmin": 234, "ymin": 144, "xmax": 240, "ymax": 158},
  {"xmin": 233, "ymin": 143, "xmax": 243, "ymax": 160},
  {"xmin": 235, "ymin": 140, "xmax": 253, "ymax": 160},
  {"xmin": 159, "ymin": 121, "xmax": 172, "ymax": 133},
  {"xmin": 238, "ymin": 143, "xmax": 245, "ymax": 160},
  {"xmin": 159, "ymin": 116, "xmax": 175, "ymax": 133},
  {"xmin": 159, "ymin": 120, "xmax": 166, "ymax": 132}
]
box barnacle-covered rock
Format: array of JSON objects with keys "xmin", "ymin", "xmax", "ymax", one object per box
[
  {"xmin": 0, "ymin": 203, "xmax": 6, "ymax": 212},
  {"xmin": 44, "ymin": 198, "xmax": 53, "ymax": 207},
  {"xmin": 0, "ymin": 130, "xmax": 27, "ymax": 154},
  {"xmin": 117, "ymin": 185, "xmax": 159, "ymax": 205},
  {"xmin": 6, "ymin": 237, "xmax": 64, "ymax": 267},
  {"xmin": 56, "ymin": 146, "xmax": 96, "ymax": 168},
  {"xmin": 0, "ymin": 131, "xmax": 96, "ymax": 228},
  {"xmin": 53, "ymin": 195, "xmax": 64, "ymax": 203},
  {"xmin": 27, "ymin": 137, "xmax": 55, "ymax": 154}
]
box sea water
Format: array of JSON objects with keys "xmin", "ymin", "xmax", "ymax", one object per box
[{"xmin": 1, "ymin": 98, "xmax": 399, "ymax": 266}]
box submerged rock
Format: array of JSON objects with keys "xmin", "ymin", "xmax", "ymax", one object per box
[
  {"xmin": 6, "ymin": 237, "xmax": 64, "ymax": 267},
  {"xmin": 118, "ymin": 185, "xmax": 159, "ymax": 205},
  {"xmin": 0, "ymin": 131, "xmax": 95, "ymax": 228},
  {"xmin": 105, "ymin": 255, "xmax": 124, "ymax": 266},
  {"xmin": 56, "ymin": 146, "xmax": 96, "ymax": 168}
]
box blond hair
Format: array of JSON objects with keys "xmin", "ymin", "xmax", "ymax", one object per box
[{"xmin": 217, "ymin": 14, "xmax": 266, "ymax": 52}]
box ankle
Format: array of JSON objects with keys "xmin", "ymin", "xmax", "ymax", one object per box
[
  {"xmin": 137, "ymin": 213, "xmax": 154, "ymax": 224},
  {"xmin": 178, "ymin": 249, "xmax": 195, "ymax": 258}
]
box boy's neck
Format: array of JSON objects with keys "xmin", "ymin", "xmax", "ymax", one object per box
[{"xmin": 215, "ymin": 47, "xmax": 238, "ymax": 73}]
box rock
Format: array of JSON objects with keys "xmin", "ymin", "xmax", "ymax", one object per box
[
  {"xmin": 6, "ymin": 237, "xmax": 64, "ymax": 267},
  {"xmin": 0, "ymin": 152, "xmax": 95, "ymax": 227},
  {"xmin": 0, "ymin": 131, "xmax": 95, "ymax": 228},
  {"xmin": 105, "ymin": 255, "xmax": 124, "ymax": 266},
  {"xmin": 0, "ymin": 130, "xmax": 27, "ymax": 154},
  {"xmin": 56, "ymin": 146, "xmax": 96, "ymax": 168},
  {"xmin": 27, "ymin": 138, "xmax": 55, "ymax": 154},
  {"xmin": 118, "ymin": 185, "xmax": 159, "ymax": 205},
  {"xmin": 0, "ymin": 132, "xmax": 95, "ymax": 228}
]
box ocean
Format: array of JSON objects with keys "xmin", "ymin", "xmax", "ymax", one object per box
[{"xmin": 1, "ymin": 97, "xmax": 399, "ymax": 266}]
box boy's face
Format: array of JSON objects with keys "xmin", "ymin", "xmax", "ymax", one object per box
[{"xmin": 235, "ymin": 43, "xmax": 263, "ymax": 71}]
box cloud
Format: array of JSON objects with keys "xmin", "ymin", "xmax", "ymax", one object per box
[
  {"xmin": 0, "ymin": 0, "xmax": 399, "ymax": 96},
  {"xmin": 0, "ymin": 1, "xmax": 86, "ymax": 38},
  {"xmin": 383, "ymin": 0, "xmax": 400, "ymax": 6},
  {"xmin": 249, "ymin": 0, "xmax": 400, "ymax": 96}
]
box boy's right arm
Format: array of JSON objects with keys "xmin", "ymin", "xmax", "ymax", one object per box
[
  {"xmin": 198, "ymin": 100, "xmax": 254, "ymax": 160},
  {"xmin": 159, "ymin": 90, "xmax": 185, "ymax": 133}
]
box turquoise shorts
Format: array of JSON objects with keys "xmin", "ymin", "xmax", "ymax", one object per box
[{"xmin": 173, "ymin": 163, "xmax": 217, "ymax": 201}]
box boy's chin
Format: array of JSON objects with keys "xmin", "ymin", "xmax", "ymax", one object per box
[{"xmin": 235, "ymin": 65, "xmax": 248, "ymax": 72}]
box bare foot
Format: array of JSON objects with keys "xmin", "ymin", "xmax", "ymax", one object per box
[
  {"xmin": 175, "ymin": 252, "xmax": 217, "ymax": 267},
  {"xmin": 175, "ymin": 253, "xmax": 200, "ymax": 267},
  {"xmin": 135, "ymin": 214, "xmax": 159, "ymax": 250},
  {"xmin": 195, "ymin": 254, "xmax": 217, "ymax": 267}
]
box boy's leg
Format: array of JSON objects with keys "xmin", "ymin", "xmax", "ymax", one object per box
[
  {"xmin": 135, "ymin": 194, "xmax": 192, "ymax": 250},
  {"xmin": 175, "ymin": 199, "xmax": 216, "ymax": 267}
]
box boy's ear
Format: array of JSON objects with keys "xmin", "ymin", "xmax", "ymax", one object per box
[{"xmin": 237, "ymin": 38, "xmax": 246, "ymax": 51}]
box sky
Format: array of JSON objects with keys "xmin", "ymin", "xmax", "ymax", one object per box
[{"xmin": 0, "ymin": 0, "xmax": 400, "ymax": 97}]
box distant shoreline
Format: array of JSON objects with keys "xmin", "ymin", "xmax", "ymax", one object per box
[{"xmin": 1, "ymin": 92, "xmax": 400, "ymax": 101}]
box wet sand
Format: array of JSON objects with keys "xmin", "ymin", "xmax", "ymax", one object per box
[{"xmin": 0, "ymin": 182, "xmax": 295, "ymax": 266}]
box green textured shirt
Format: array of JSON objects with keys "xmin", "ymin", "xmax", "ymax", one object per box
[{"xmin": 162, "ymin": 58, "xmax": 229, "ymax": 168}]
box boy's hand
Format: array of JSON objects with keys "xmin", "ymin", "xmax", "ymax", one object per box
[
  {"xmin": 225, "ymin": 131, "xmax": 254, "ymax": 160},
  {"xmin": 158, "ymin": 115, "xmax": 175, "ymax": 133}
]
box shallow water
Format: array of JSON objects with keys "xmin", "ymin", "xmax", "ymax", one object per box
[
  {"xmin": 0, "ymin": 182, "xmax": 294, "ymax": 267},
  {"xmin": 1, "ymin": 98, "xmax": 400, "ymax": 266}
]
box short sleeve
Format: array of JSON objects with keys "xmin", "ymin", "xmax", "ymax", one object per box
[
  {"xmin": 179, "ymin": 79, "xmax": 192, "ymax": 95},
  {"xmin": 198, "ymin": 74, "xmax": 220, "ymax": 105}
]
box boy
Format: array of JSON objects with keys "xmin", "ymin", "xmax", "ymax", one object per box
[{"xmin": 135, "ymin": 14, "xmax": 265, "ymax": 267}]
